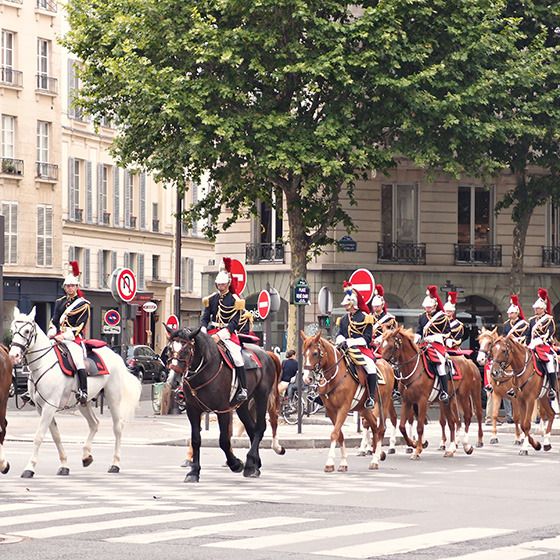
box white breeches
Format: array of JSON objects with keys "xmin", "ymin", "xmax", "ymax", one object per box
[
  {"xmin": 363, "ymin": 354, "xmax": 377, "ymax": 375},
  {"xmin": 432, "ymin": 348, "xmax": 447, "ymax": 377},
  {"xmin": 224, "ymin": 339, "xmax": 244, "ymax": 367},
  {"xmin": 62, "ymin": 340, "xmax": 86, "ymax": 370}
]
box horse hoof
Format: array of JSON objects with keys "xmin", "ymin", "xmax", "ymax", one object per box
[
  {"xmin": 184, "ymin": 474, "xmax": 199, "ymax": 483},
  {"xmin": 229, "ymin": 461, "xmax": 244, "ymax": 474},
  {"xmin": 406, "ymin": 447, "xmax": 413, "ymax": 454},
  {"xmin": 380, "ymin": 451, "xmax": 386, "ymax": 462},
  {"xmin": 368, "ymin": 463, "xmax": 379, "ymax": 470},
  {"xmin": 519, "ymin": 449, "xmax": 528, "ymax": 456},
  {"xmin": 324, "ymin": 465, "xmax": 335, "ymax": 472},
  {"xmin": 422, "ymin": 441, "xmax": 429, "ymax": 449},
  {"xmin": 534, "ymin": 442, "xmax": 542, "ymax": 451},
  {"xmin": 465, "ymin": 446, "xmax": 474, "ymax": 455},
  {"xmin": 513, "ymin": 440, "xmax": 522, "ymax": 446},
  {"xmin": 387, "ymin": 448, "xmax": 396, "ymax": 455},
  {"xmin": 357, "ymin": 450, "xmax": 366, "ymax": 457},
  {"xmin": 443, "ymin": 451, "xmax": 454, "ymax": 458},
  {"xmin": 181, "ymin": 460, "xmax": 192, "ymax": 468},
  {"xmin": 337, "ymin": 465, "xmax": 348, "ymax": 472},
  {"xmin": 1, "ymin": 463, "xmax": 9, "ymax": 475},
  {"xmin": 278, "ymin": 447, "xmax": 286, "ymax": 456},
  {"xmin": 438, "ymin": 445, "xmax": 446, "ymax": 451},
  {"xmin": 366, "ymin": 450, "xmax": 372, "ymax": 456},
  {"xmin": 82, "ymin": 456, "xmax": 93, "ymax": 468},
  {"xmin": 243, "ymin": 467, "xmax": 260, "ymax": 478},
  {"xmin": 490, "ymin": 438, "xmax": 499, "ymax": 445},
  {"xmin": 108, "ymin": 465, "xmax": 120, "ymax": 473},
  {"xmin": 409, "ymin": 454, "xmax": 420, "ymax": 461},
  {"xmin": 544, "ymin": 444, "xmax": 552, "ymax": 452},
  {"xmin": 57, "ymin": 467, "xmax": 70, "ymax": 476},
  {"xmin": 476, "ymin": 442, "xmax": 483, "ymax": 448},
  {"xmin": 21, "ymin": 470, "xmax": 35, "ymax": 479}
]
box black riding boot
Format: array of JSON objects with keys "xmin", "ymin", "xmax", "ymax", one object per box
[
  {"xmin": 547, "ymin": 371, "xmax": 557, "ymax": 399},
  {"xmin": 439, "ymin": 372, "xmax": 450, "ymax": 405},
  {"xmin": 235, "ymin": 366, "xmax": 248, "ymax": 401},
  {"xmin": 364, "ymin": 374, "xmax": 377, "ymax": 409},
  {"xmin": 76, "ymin": 368, "xmax": 88, "ymax": 406}
]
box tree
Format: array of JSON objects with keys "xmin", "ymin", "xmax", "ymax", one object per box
[
  {"xmin": 63, "ymin": 0, "xmax": 522, "ymax": 344},
  {"xmin": 391, "ymin": 1, "xmax": 560, "ymax": 294}
]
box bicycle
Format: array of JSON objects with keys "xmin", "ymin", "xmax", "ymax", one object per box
[{"xmin": 281, "ymin": 382, "xmax": 323, "ymax": 424}]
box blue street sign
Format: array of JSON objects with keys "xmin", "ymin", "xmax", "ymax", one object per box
[{"xmin": 293, "ymin": 277, "xmax": 310, "ymax": 306}]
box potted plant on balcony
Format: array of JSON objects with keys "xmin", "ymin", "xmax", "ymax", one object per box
[{"xmin": 1, "ymin": 159, "xmax": 17, "ymax": 175}]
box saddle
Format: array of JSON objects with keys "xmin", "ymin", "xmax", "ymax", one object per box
[
  {"xmin": 421, "ymin": 352, "xmax": 461, "ymax": 381},
  {"xmin": 217, "ymin": 343, "xmax": 262, "ymax": 371},
  {"xmin": 54, "ymin": 340, "xmax": 110, "ymax": 377},
  {"xmin": 340, "ymin": 347, "xmax": 385, "ymax": 387},
  {"xmin": 531, "ymin": 352, "xmax": 546, "ymax": 377}
]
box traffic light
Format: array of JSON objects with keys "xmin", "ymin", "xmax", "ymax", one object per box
[{"xmin": 318, "ymin": 315, "xmax": 331, "ymax": 329}]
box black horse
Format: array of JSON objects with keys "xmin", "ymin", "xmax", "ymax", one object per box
[{"xmin": 165, "ymin": 326, "xmax": 279, "ymax": 482}]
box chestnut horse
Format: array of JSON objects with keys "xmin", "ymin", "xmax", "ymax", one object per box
[
  {"xmin": 0, "ymin": 345, "xmax": 12, "ymax": 475},
  {"xmin": 380, "ymin": 327, "xmax": 472, "ymax": 459},
  {"xmin": 491, "ymin": 334, "xmax": 556, "ymax": 455},
  {"xmin": 301, "ymin": 332, "xmax": 396, "ymax": 471},
  {"xmin": 477, "ymin": 327, "xmax": 522, "ymax": 445}
]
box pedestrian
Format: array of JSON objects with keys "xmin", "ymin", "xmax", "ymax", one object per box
[{"xmin": 279, "ymin": 349, "xmax": 298, "ymax": 398}]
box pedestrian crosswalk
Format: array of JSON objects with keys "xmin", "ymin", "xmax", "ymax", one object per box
[{"xmin": 1, "ymin": 441, "xmax": 559, "ymax": 558}]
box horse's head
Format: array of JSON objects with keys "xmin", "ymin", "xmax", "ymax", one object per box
[
  {"xmin": 301, "ymin": 331, "xmax": 329, "ymax": 385},
  {"xmin": 165, "ymin": 326, "xmax": 201, "ymax": 388},
  {"xmin": 9, "ymin": 307, "xmax": 38, "ymax": 365},
  {"xmin": 380, "ymin": 326, "xmax": 415, "ymax": 364},
  {"xmin": 490, "ymin": 335, "xmax": 513, "ymax": 372},
  {"xmin": 477, "ymin": 326, "xmax": 498, "ymax": 366}
]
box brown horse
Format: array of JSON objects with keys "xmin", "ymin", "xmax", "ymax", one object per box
[
  {"xmin": 381, "ymin": 327, "xmax": 474, "ymax": 459},
  {"xmin": 0, "ymin": 345, "xmax": 11, "ymax": 475},
  {"xmin": 437, "ymin": 354, "xmax": 484, "ymax": 452},
  {"xmin": 491, "ymin": 334, "xmax": 556, "ymax": 455},
  {"xmin": 301, "ymin": 332, "xmax": 396, "ymax": 471},
  {"xmin": 477, "ymin": 327, "xmax": 522, "ymax": 445}
]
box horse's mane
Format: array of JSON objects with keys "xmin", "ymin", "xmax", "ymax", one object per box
[{"xmin": 176, "ymin": 327, "xmax": 219, "ymax": 362}]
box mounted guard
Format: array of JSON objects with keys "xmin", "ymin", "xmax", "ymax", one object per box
[
  {"xmin": 414, "ymin": 285, "xmax": 451, "ymax": 404},
  {"xmin": 528, "ymin": 288, "xmax": 557, "ymax": 399},
  {"xmin": 200, "ymin": 257, "xmax": 248, "ymax": 401},
  {"xmin": 503, "ymin": 295, "xmax": 529, "ymax": 344},
  {"xmin": 370, "ymin": 284, "xmax": 398, "ymax": 348},
  {"xmin": 335, "ymin": 281, "xmax": 378, "ymax": 409},
  {"xmin": 443, "ymin": 292, "xmax": 464, "ymax": 351}
]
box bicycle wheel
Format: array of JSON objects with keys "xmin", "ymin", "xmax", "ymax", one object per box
[
  {"xmin": 282, "ymin": 392, "xmax": 299, "ymax": 424},
  {"xmin": 305, "ymin": 386, "xmax": 322, "ymax": 415}
]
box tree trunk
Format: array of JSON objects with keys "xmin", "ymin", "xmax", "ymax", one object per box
[{"xmin": 510, "ymin": 208, "xmax": 533, "ymax": 295}]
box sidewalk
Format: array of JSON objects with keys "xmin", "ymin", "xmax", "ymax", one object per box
[{"xmin": 6, "ymin": 389, "xmax": 535, "ymax": 450}]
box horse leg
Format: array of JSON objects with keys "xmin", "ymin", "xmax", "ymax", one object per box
[
  {"xmin": 438, "ymin": 404, "xmax": 447, "ymax": 451},
  {"xmin": 387, "ymin": 401, "xmax": 398, "ymax": 454},
  {"xmin": 490, "ymin": 392, "xmax": 501, "ymax": 444},
  {"xmin": 237, "ymin": 394, "xmax": 267, "ymax": 478},
  {"xmin": 184, "ymin": 407, "xmax": 203, "ymax": 483},
  {"xmin": 77, "ymin": 404, "xmax": 100, "ymax": 469},
  {"xmin": 267, "ymin": 393, "xmax": 285, "ymax": 456},
  {"xmin": 217, "ymin": 412, "xmax": 244, "ymax": 475},
  {"xmin": 22, "ymin": 404, "xmax": 59, "ymax": 478},
  {"xmin": 0, "ymin": 397, "xmax": 9, "ymax": 474},
  {"xmin": 461, "ymin": 396, "xmax": 474, "ymax": 455},
  {"xmin": 538, "ymin": 397, "xmax": 555, "ymax": 452},
  {"xmin": 399, "ymin": 401, "xmax": 416, "ymax": 452},
  {"xmin": 443, "ymin": 402, "xmax": 457, "ymax": 458},
  {"xmin": 46, "ymin": 416, "xmax": 71, "ymax": 476},
  {"xmin": 512, "ymin": 398, "xmax": 522, "ymax": 445},
  {"xmin": 518, "ymin": 399, "xmax": 538, "ymax": 455}
]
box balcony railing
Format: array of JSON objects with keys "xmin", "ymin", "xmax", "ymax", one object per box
[
  {"xmin": 246, "ymin": 243, "xmax": 285, "ymax": 264},
  {"xmin": 0, "ymin": 67, "xmax": 23, "ymax": 88},
  {"xmin": 542, "ymin": 246, "xmax": 560, "ymax": 267},
  {"xmin": 1, "ymin": 157, "xmax": 24, "ymax": 176},
  {"xmin": 152, "ymin": 218, "xmax": 160, "ymax": 232},
  {"xmin": 74, "ymin": 208, "xmax": 83, "ymax": 222},
  {"xmin": 454, "ymin": 244, "xmax": 502, "ymax": 266},
  {"xmin": 36, "ymin": 0, "xmax": 57, "ymax": 12},
  {"xmin": 35, "ymin": 162, "xmax": 58, "ymax": 180},
  {"xmin": 36, "ymin": 74, "xmax": 58, "ymax": 94},
  {"xmin": 102, "ymin": 211, "xmax": 111, "ymax": 225},
  {"xmin": 377, "ymin": 242, "xmax": 426, "ymax": 265}
]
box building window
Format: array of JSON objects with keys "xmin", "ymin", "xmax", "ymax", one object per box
[
  {"xmin": 381, "ymin": 183, "xmax": 418, "ymax": 244},
  {"xmin": 98, "ymin": 164, "xmax": 108, "ymax": 223},
  {"xmin": 457, "ymin": 186, "xmax": 492, "ymax": 246},
  {"xmin": 1, "ymin": 115, "xmax": 15, "ymax": 158},
  {"xmin": 152, "ymin": 254, "xmax": 160, "ymax": 280},
  {"xmin": 1, "ymin": 201, "xmax": 17, "ymax": 265},
  {"xmin": 67, "ymin": 59, "xmax": 82, "ymax": 120},
  {"xmin": 1, "ymin": 30, "xmax": 14, "ymax": 84},
  {"xmin": 37, "ymin": 121, "xmax": 49, "ymax": 165},
  {"xmin": 99, "ymin": 249, "xmax": 112, "ymax": 289},
  {"xmin": 152, "ymin": 202, "xmax": 159, "ymax": 232},
  {"xmin": 37, "ymin": 39, "xmax": 49, "ymax": 89},
  {"xmin": 69, "ymin": 158, "xmax": 82, "ymax": 220},
  {"xmin": 37, "ymin": 205, "xmax": 53, "ymax": 267},
  {"xmin": 181, "ymin": 257, "xmax": 194, "ymax": 293}
]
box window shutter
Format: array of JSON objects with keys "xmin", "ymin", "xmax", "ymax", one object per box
[
  {"xmin": 85, "ymin": 161, "xmax": 93, "ymax": 223},
  {"xmin": 84, "ymin": 248, "xmax": 90, "ymax": 287},
  {"xmin": 181, "ymin": 257, "xmax": 187, "ymax": 293},
  {"xmin": 191, "ymin": 182, "xmax": 198, "ymax": 236},
  {"xmin": 138, "ymin": 253, "xmax": 145, "ymax": 289},
  {"xmin": 124, "ymin": 169, "xmax": 131, "ymax": 227},
  {"xmin": 124, "ymin": 252, "xmax": 130, "ymax": 269},
  {"xmin": 139, "ymin": 172, "xmax": 146, "ymax": 230},
  {"xmin": 45, "ymin": 206, "xmax": 53, "ymax": 267},
  {"xmin": 97, "ymin": 163, "xmax": 104, "ymax": 224},
  {"xmin": 68, "ymin": 246, "xmax": 75, "ymax": 264},
  {"xmin": 36, "ymin": 207, "xmax": 45, "ymax": 266},
  {"xmin": 188, "ymin": 257, "xmax": 194, "ymax": 293},
  {"xmin": 67, "ymin": 59, "xmax": 76, "ymax": 119},
  {"xmin": 113, "ymin": 167, "xmax": 120, "ymax": 227},
  {"xmin": 98, "ymin": 249, "xmax": 104, "ymax": 288},
  {"xmin": 11, "ymin": 202, "xmax": 17, "ymax": 264},
  {"xmin": 68, "ymin": 157, "xmax": 75, "ymax": 221},
  {"xmin": 111, "ymin": 250, "xmax": 117, "ymax": 272}
]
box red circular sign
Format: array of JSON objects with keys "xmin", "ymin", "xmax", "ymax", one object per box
[
  {"xmin": 349, "ymin": 268, "xmax": 376, "ymax": 303},
  {"xmin": 166, "ymin": 314, "xmax": 179, "ymax": 330},
  {"xmin": 104, "ymin": 310, "xmax": 121, "ymax": 326},
  {"xmin": 116, "ymin": 268, "xmax": 137, "ymax": 303},
  {"xmin": 230, "ymin": 258, "xmax": 247, "ymax": 294},
  {"xmin": 257, "ymin": 290, "xmax": 271, "ymax": 320}
]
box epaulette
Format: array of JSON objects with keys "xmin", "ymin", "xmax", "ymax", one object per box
[
  {"xmin": 336, "ymin": 317, "xmax": 341, "ymax": 326},
  {"xmin": 242, "ymin": 311, "xmax": 253, "ymax": 323},
  {"xmin": 364, "ymin": 314, "xmax": 374, "ymax": 325},
  {"xmin": 202, "ymin": 292, "xmax": 217, "ymax": 307},
  {"xmin": 233, "ymin": 296, "xmax": 245, "ymax": 311}
]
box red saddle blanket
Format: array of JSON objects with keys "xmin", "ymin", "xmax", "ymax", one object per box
[
  {"xmin": 421, "ymin": 351, "xmax": 462, "ymax": 380},
  {"xmin": 54, "ymin": 342, "xmax": 110, "ymax": 377}
]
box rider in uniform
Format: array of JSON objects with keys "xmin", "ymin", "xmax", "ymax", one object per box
[
  {"xmin": 335, "ymin": 282, "xmax": 377, "ymax": 409},
  {"xmin": 200, "ymin": 258, "xmax": 248, "ymax": 401},
  {"xmin": 528, "ymin": 288, "xmax": 557, "ymax": 399},
  {"xmin": 443, "ymin": 292, "xmax": 464, "ymax": 351},
  {"xmin": 414, "ymin": 285, "xmax": 451, "ymax": 404},
  {"xmin": 370, "ymin": 284, "xmax": 398, "ymax": 349},
  {"xmin": 503, "ymin": 295, "xmax": 529, "ymax": 343},
  {"xmin": 48, "ymin": 261, "xmax": 91, "ymax": 405}
]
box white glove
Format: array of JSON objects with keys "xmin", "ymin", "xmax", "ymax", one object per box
[
  {"xmin": 217, "ymin": 328, "xmax": 230, "ymax": 341},
  {"xmin": 200, "ymin": 326, "xmax": 207, "ymax": 334},
  {"xmin": 413, "ymin": 333, "xmax": 421, "ymax": 344},
  {"xmin": 528, "ymin": 338, "xmax": 542, "ymax": 350},
  {"xmin": 446, "ymin": 338, "xmax": 453, "ymax": 348},
  {"xmin": 47, "ymin": 326, "xmax": 56, "ymax": 338},
  {"xmin": 335, "ymin": 334, "xmax": 345, "ymax": 345}
]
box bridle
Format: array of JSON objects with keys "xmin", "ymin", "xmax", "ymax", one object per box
[
  {"xmin": 384, "ymin": 332, "xmax": 424, "ymax": 384},
  {"xmin": 492, "ymin": 338, "xmax": 531, "ymax": 381},
  {"xmin": 303, "ymin": 339, "xmax": 345, "ymax": 394}
]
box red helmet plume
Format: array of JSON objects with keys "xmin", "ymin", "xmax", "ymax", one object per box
[
  {"xmin": 342, "ymin": 280, "xmax": 369, "ymax": 314},
  {"xmin": 70, "ymin": 261, "xmax": 80, "ymax": 276},
  {"xmin": 509, "ymin": 295, "xmax": 525, "ymax": 320},
  {"xmin": 537, "ymin": 288, "xmax": 551, "ymax": 314},
  {"xmin": 427, "ymin": 285, "xmax": 444, "ymax": 312}
]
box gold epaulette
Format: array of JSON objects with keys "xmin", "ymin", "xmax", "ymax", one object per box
[
  {"xmin": 242, "ymin": 310, "xmax": 253, "ymax": 323},
  {"xmin": 202, "ymin": 292, "xmax": 217, "ymax": 307},
  {"xmin": 336, "ymin": 317, "xmax": 341, "ymax": 326},
  {"xmin": 233, "ymin": 296, "xmax": 245, "ymax": 311},
  {"xmin": 364, "ymin": 314, "xmax": 374, "ymax": 325}
]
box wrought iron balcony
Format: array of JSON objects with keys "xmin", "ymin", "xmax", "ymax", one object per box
[
  {"xmin": 36, "ymin": 0, "xmax": 57, "ymax": 12},
  {"xmin": 1, "ymin": 157, "xmax": 24, "ymax": 176},
  {"xmin": 0, "ymin": 67, "xmax": 23, "ymax": 88},
  {"xmin": 35, "ymin": 162, "xmax": 58, "ymax": 180},
  {"xmin": 454, "ymin": 244, "xmax": 502, "ymax": 266},
  {"xmin": 152, "ymin": 218, "xmax": 160, "ymax": 232},
  {"xmin": 36, "ymin": 74, "xmax": 58, "ymax": 94},
  {"xmin": 377, "ymin": 242, "xmax": 426, "ymax": 265},
  {"xmin": 542, "ymin": 247, "xmax": 560, "ymax": 267},
  {"xmin": 102, "ymin": 212, "xmax": 111, "ymax": 225},
  {"xmin": 246, "ymin": 243, "xmax": 285, "ymax": 264}
]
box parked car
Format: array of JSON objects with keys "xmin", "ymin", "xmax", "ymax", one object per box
[{"xmin": 125, "ymin": 345, "xmax": 168, "ymax": 383}]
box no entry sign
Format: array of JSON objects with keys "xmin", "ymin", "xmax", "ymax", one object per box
[
  {"xmin": 166, "ymin": 314, "xmax": 179, "ymax": 330},
  {"xmin": 348, "ymin": 268, "xmax": 375, "ymax": 304},
  {"xmin": 230, "ymin": 258, "xmax": 247, "ymax": 294},
  {"xmin": 258, "ymin": 290, "xmax": 271, "ymax": 320}
]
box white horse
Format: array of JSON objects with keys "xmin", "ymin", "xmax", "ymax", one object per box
[{"xmin": 9, "ymin": 307, "xmax": 142, "ymax": 478}]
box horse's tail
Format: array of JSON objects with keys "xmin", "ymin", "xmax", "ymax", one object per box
[
  {"xmin": 267, "ymin": 351, "xmax": 282, "ymax": 414},
  {"xmin": 120, "ymin": 367, "xmax": 142, "ymax": 422}
]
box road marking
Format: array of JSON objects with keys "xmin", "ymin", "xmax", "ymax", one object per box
[
  {"xmin": 520, "ymin": 535, "xmax": 560, "ymax": 551},
  {"xmin": 205, "ymin": 520, "xmax": 414, "ymax": 550},
  {"xmin": 0, "ymin": 506, "xmax": 130, "ymax": 528},
  {"xmin": 108, "ymin": 516, "xmax": 316, "ymax": 544},
  {"xmin": 439, "ymin": 545, "xmax": 544, "ymax": 559},
  {"xmin": 10, "ymin": 510, "xmax": 223, "ymax": 539},
  {"xmin": 313, "ymin": 527, "xmax": 513, "ymax": 558}
]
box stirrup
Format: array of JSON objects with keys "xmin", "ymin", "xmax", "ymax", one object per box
[
  {"xmin": 364, "ymin": 397, "xmax": 375, "ymax": 409},
  {"xmin": 236, "ymin": 388, "xmax": 248, "ymax": 402},
  {"xmin": 548, "ymin": 389, "xmax": 556, "ymax": 399},
  {"xmin": 439, "ymin": 391, "xmax": 450, "ymax": 404},
  {"xmin": 506, "ymin": 389, "xmax": 516, "ymax": 398},
  {"xmin": 76, "ymin": 390, "xmax": 88, "ymax": 406},
  {"xmin": 21, "ymin": 392, "xmax": 35, "ymax": 406}
]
